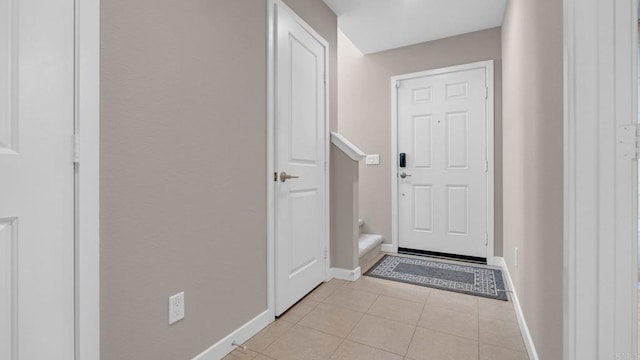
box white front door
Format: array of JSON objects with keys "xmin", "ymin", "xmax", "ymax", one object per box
[
  {"xmin": 273, "ymin": 2, "xmax": 327, "ymax": 316},
  {"xmin": 0, "ymin": 0, "xmax": 75, "ymax": 358},
  {"xmin": 397, "ymin": 66, "xmax": 489, "ymax": 259}
]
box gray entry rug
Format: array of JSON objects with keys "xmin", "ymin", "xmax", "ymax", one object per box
[{"xmin": 365, "ymin": 255, "xmax": 508, "ymax": 301}]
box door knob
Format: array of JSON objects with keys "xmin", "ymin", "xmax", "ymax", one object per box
[
  {"xmin": 280, "ymin": 171, "xmax": 300, "ymax": 182},
  {"xmin": 399, "ymin": 172, "xmax": 412, "ymax": 179}
]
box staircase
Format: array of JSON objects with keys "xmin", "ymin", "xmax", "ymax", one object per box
[{"xmin": 358, "ymin": 219, "xmax": 384, "ymax": 268}]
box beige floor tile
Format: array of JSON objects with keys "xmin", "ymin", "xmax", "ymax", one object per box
[
  {"xmin": 347, "ymin": 314, "xmax": 416, "ymax": 355},
  {"xmin": 243, "ymin": 267, "xmax": 523, "ymax": 360},
  {"xmin": 379, "ymin": 281, "xmax": 431, "ymax": 303},
  {"xmin": 479, "ymin": 318, "xmax": 526, "ymax": 352},
  {"xmin": 425, "ymin": 289, "xmax": 478, "ymax": 315},
  {"xmin": 253, "ymin": 355, "xmax": 275, "ymax": 360},
  {"xmin": 244, "ymin": 320, "xmax": 294, "ymax": 352},
  {"xmin": 418, "ymin": 306, "xmax": 478, "ymax": 340},
  {"xmin": 298, "ymin": 303, "xmax": 364, "ymax": 337},
  {"xmin": 367, "ymin": 295, "xmax": 424, "ymax": 325},
  {"xmin": 329, "ymin": 340, "xmax": 403, "ymax": 360},
  {"xmin": 279, "ymin": 298, "xmax": 320, "ymax": 323},
  {"xmin": 223, "ymin": 348, "xmax": 258, "ymax": 360},
  {"xmin": 478, "ymin": 298, "xmax": 517, "ymax": 323},
  {"xmin": 323, "ymin": 287, "xmax": 378, "ymax": 312},
  {"xmin": 263, "ymin": 324, "xmax": 342, "ymax": 360},
  {"xmin": 479, "ymin": 344, "xmax": 528, "ymax": 360},
  {"xmin": 406, "ymin": 328, "xmax": 478, "ymax": 360},
  {"xmin": 327, "ymin": 279, "xmax": 349, "ymax": 286},
  {"xmin": 343, "ymin": 276, "xmax": 391, "ymax": 295},
  {"xmin": 307, "ymin": 282, "xmax": 341, "ymax": 302}
]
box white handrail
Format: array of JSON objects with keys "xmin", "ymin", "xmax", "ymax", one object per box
[{"xmin": 330, "ymin": 132, "xmax": 366, "ymax": 161}]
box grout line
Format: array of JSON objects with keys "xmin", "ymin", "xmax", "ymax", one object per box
[
  {"xmin": 295, "ymin": 308, "xmax": 365, "ymax": 339},
  {"xmin": 361, "ymin": 310, "xmax": 418, "ymax": 328},
  {"xmin": 418, "ymin": 326, "xmax": 481, "ymax": 343},
  {"xmin": 342, "ymin": 301, "xmax": 370, "ymax": 350},
  {"xmin": 326, "ymin": 338, "xmax": 345, "ymax": 360},
  {"xmin": 379, "ymin": 287, "xmax": 431, "ymax": 304},
  {"xmin": 345, "ymin": 337, "xmax": 408, "ymax": 358},
  {"xmin": 364, "ymin": 293, "xmax": 380, "ymax": 312},
  {"xmin": 249, "ymin": 319, "xmax": 296, "ymax": 354},
  {"xmin": 403, "ymin": 299, "xmax": 427, "ymax": 357}
]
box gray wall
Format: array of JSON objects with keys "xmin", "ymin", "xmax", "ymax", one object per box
[
  {"xmin": 501, "ymin": 0, "xmax": 563, "ymax": 358},
  {"xmin": 337, "ymin": 28, "xmax": 503, "ymax": 256},
  {"xmin": 330, "ymin": 145, "xmax": 360, "ymax": 270},
  {"xmin": 100, "ymin": 1, "xmax": 336, "ymax": 359}
]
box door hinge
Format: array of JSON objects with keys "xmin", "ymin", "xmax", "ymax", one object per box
[
  {"xmin": 324, "ymin": 247, "xmax": 328, "ymax": 260},
  {"xmin": 484, "ymin": 86, "xmax": 489, "ymax": 99},
  {"xmin": 484, "ymin": 159, "xmax": 489, "ymax": 173},
  {"xmin": 324, "ymin": 71, "xmax": 327, "ymax": 84},
  {"xmin": 396, "ymin": 80, "xmax": 401, "ymax": 88},
  {"xmin": 617, "ymin": 124, "xmax": 640, "ymax": 159},
  {"xmin": 72, "ymin": 134, "xmax": 80, "ymax": 164},
  {"xmin": 485, "ymin": 233, "xmax": 489, "ymax": 246}
]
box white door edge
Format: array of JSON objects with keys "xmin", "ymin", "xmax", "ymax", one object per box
[
  {"xmin": 266, "ymin": 0, "xmax": 331, "ymax": 320},
  {"xmin": 563, "ymin": 0, "xmax": 638, "ymax": 358},
  {"xmin": 75, "ymin": 0, "xmax": 100, "ymax": 358},
  {"xmin": 390, "ymin": 60, "xmax": 495, "ymax": 263}
]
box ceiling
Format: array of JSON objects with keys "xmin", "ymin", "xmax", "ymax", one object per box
[{"xmin": 323, "ymin": 0, "xmax": 507, "ymax": 54}]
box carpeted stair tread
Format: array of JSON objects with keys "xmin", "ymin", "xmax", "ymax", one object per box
[{"xmin": 358, "ymin": 233, "xmax": 384, "ymax": 257}]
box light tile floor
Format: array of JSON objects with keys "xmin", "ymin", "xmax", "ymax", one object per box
[{"xmin": 225, "ymin": 257, "xmax": 528, "ymax": 360}]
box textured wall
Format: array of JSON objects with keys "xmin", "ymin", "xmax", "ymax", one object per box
[
  {"xmin": 337, "ymin": 28, "xmax": 503, "ymax": 255},
  {"xmin": 501, "ymin": 0, "xmax": 564, "ymax": 358},
  {"xmin": 100, "ymin": 1, "xmax": 336, "ymax": 359}
]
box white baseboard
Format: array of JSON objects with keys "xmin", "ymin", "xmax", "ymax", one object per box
[
  {"xmin": 486, "ymin": 256, "xmax": 501, "ymax": 267},
  {"xmin": 331, "ymin": 267, "xmax": 361, "ymax": 281},
  {"xmin": 381, "ymin": 244, "xmax": 397, "ymax": 253},
  {"xmin": 494, "ymin": 257, "xmax": 539, "ymax": 360},
  {"xmin": 193, "ymin": 309, "xmax": 273, "ymax": 360}
]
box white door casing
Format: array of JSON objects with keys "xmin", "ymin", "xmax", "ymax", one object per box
[
  {"xmin": 75, "ymin": 0, "xmax": 101, "ymax": 358},
  {"xmin": 0, "ymin": 0, "xmax": 76, "ymax": 358},
  {"xmin": 392, "ymin": 61, "xmax": 495, "ymax": 261},
  {"xmin": 272, "ymin": 1, "xmax": 328, "ymax": 316}
]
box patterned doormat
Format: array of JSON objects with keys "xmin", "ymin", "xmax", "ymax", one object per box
[{"xmin": 365, "ymin": 255, "xmax": 509, "ymax": 301}]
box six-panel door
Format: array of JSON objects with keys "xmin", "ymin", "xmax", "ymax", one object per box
[{"xmin": 398, "ymin": 68, "xmax": 488, "ymax": 258}]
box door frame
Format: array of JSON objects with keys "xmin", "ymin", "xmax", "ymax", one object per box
[
  {"xmin": 75, "ymin": 0, "xmax": 100, "ymax": 358},
  {"xmin": 266, "ymin": 0, "xmax": 331, "ymax": 319},
  {"xmin": 390, "ymin": 60, "xmax": 496, "ymax": 264},
  {"xmin": 563, "ymin": 0, "xmax": 638, "ymax": 358}
]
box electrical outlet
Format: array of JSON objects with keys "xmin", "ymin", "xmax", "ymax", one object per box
[
  {"xmin": 169, "ymin": 292, "xmax": 185, "ymax": 325},
  {"xmin": 365, "ymin": 154, "xmax": 380, "ymax": 165},
  {"xmin": 515, "ymin": 248, "xmax": 519, "ymax": 268}
]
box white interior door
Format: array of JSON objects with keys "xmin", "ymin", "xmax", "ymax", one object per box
[
  {"xmin": 274, "ymin": 2, "xmax": 327, "ymax": 316},
  {"xmin": 397, "ymin": 67, "xmax": 488, "ymax": 259},
  {"xmin": 0, "ymin": 0, "xmax": 75, "ymax": 358}
]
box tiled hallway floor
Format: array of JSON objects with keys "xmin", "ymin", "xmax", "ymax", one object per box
[{"xmin": 225, "ymin": 259, "xmax": 528, "ymax": 360}]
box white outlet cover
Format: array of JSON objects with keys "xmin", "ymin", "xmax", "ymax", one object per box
[
  {"xmin": 169, "ymin": 292, "xmax": 185, "ymax": 325},
  {"xmin": 365, "ymin": 154, "xmax": 380, "ymax": 165}
]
